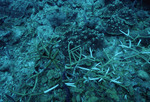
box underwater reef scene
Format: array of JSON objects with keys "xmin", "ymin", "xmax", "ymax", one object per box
[{"xmin": 0, "ymin": 0, "xmax": 150, "ymax": 101}]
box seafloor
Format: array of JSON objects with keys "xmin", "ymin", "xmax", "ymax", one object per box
[{"xmin": 0, "ymin": 0, "xmax": 150, "ymax": 102}]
